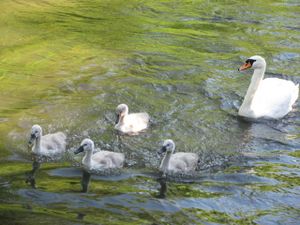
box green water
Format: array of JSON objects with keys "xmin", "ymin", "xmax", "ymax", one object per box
[{"xmin": 1, "ymin": 0, "xmax": 300, "ymax": 224}]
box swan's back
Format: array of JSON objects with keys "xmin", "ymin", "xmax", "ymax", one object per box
[
  {"xmin": 291, "ymin": 83, "xmax": 299, "ymax": 106},
  {"xmin": 92, "ymin": 151, "xmax": 125, "ymax": 169},
  {"xmin": 169, "ymin": 152, "xmax": 199, "ymax": 172},
  {"xmin": 252, "ymin": 78, "xmax": 299, "ymax": 118},
  {"xmin": 40, "ymin": 132, "xmax": 66, "ymax": 154}
]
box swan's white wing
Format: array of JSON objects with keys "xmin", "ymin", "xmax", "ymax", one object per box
[{"xmin": 252, "ymin": 78, "xmax": 299, "ymax": 118}]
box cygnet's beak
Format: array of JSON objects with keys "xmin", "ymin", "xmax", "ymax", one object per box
[
  {"xmin": 157, "ymin": 146, "xmax": 167, "ymax": 156},
  {"xmin": 74, "ymin": 146, "xmax": 84, "ymax": 154},
  {"xmin": 238, "ymin": 62, "xmax": 252, "ymax": 71},
  {"xmin": 115, "ymin": 113, "xmax": 120, "ymax": 125},
  {"xmin": 28, "ymin": 134, "xmax": 36, "ymax": 147}
]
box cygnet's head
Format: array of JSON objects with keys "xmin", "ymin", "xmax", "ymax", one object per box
[
  {"xmin": 74, "ymin": 138, "xmax": 94, "ymax": 154},
  {"xmin": 28, "ymin": 124, "xmax": 42, "ymax": 146},
  {"xmin": 115, "ymin": 104, "xmax": 129, "ymax": 124},
  {"xmin": 239, "ymin": 55, "xmax": 266, "ymax": 71},
  {"xmin": 157, "ymin": 139, "xmax": 175, "ymax": 155}
]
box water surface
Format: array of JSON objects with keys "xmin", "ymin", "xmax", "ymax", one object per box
[{"xmin": 0, "ymin": 0, "xmax": 300, "ymax": 224}]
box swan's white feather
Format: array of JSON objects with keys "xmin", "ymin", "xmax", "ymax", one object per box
[
  {"xmin": 238, "ymin": 56, "xmax": 299, "ymax": 119},
  {"xmin": 251, "ymin": 78, "xmax": 299, "ymax": 118}
]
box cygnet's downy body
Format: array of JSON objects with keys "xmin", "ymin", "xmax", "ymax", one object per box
[
  {"xmin": 114, "ymin": 104, "xmax": 150, "ymax": 135},
  {"xmin": 158, "ymin": 139, "xmax": 199, "ymax": 176},
  {"xmin": 74, "ymin": 138, "xmax": 125, "ymax": 171},
  {"xmin": 28, "ymin": 124, "xmax": 66, "ymax": 157}
]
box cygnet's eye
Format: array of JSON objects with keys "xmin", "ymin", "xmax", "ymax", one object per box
[{"xmin": 35, "ymin": 131, "xmax": 38, "ymax": 134}]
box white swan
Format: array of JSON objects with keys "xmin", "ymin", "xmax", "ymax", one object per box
[
  {"xmin": 74, "ymin": 138, "xmax": 125, "ymax": 171},
  {"xmin": 28, "ymin": 124, "xmax": 67, "ymax": 157},
  {"xmin": 238, "ymin": 55, "xmax": 299, "ymax": 119},
  {"xmin": 114, "ymin": 104, "xmax": 150, "ymax": 134},
  {"xmin": 157, "ymin": 139, "xmax": 199, "ymax": 176}
]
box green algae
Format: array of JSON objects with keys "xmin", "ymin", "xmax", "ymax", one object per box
[
  {"xmin": 254, "ymin": 162, "xmax": 300, "ymax": 187},
  {"xmin": 289, "ymin": 150, "xmax": 300, "ymax": 158},
  {"xmin": 168, "ymin": 183, "xmax": 224, "ymax": 198}
]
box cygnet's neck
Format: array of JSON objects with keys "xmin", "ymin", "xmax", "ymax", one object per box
[
  {"xmin": 160, "ymin": 152, "xmax": 172, "ymax": 174},
  {"xmin": 33, "ymin": 137, "xmax": 41, "ymax": 154},
  {"xmin": 116, "ymin": 114, "xmax": 126, "ymax": 127},
  {"xmin": 83, "ymin": 150, "xmax": 93, "ymax": 169},
  {"xmin": 239, "ymin": 67, "xmax": 265, "ymax": 117}
]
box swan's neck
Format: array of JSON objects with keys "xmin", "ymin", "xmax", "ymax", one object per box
[
  {"xmin": 83, "ymin": 150, "xmax": 93, "ymax": 169},
  {"xmin": 239, "ymin": 68, "xmax": 265, "ymax": 116},
  {"xmin": 160, "ymin": 152, "xmax": 172, "ymax": 174},
  {"xmin": 33, "ymin": 137, "xmax": 41, "ymax": 154}
]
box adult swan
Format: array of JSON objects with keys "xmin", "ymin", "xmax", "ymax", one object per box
[{"xmin": 238, "ymin": 55, "xmax": 299, "ymax": 119}]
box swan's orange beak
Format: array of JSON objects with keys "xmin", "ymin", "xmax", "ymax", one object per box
[{"xmin": 238, "ymin": 62, "xmax": 252, "ymax": 71}]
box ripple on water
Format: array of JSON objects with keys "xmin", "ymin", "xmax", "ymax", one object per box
[{"xmin": 1, "ymin": 0, "xmax": 300, "ymax": 224}]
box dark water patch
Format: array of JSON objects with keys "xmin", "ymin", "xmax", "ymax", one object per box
[
  {"xmin": 285, "ymin": 26, "xmax": 300, "ymax": 31},
  {"xmin": 18, "ymin": 189, "xmax": 180, "ymax": 213}
]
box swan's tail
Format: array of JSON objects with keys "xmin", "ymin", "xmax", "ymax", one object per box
[{"xmin": 291, "ymin": 83, "xmax": 299, "ymax": 107}]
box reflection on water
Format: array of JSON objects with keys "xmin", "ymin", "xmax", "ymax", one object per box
[
  {"xmin": 0, "ymin": 0, "xmax": 300, "ymax": 224},
  {"xmin": 81, "ymin": 170, "xmax": 91, "ymax": 193},
  {"xmin": 156, "ymin": 177, "xmax": 167, "ymax": 199},
  {"xmin": 25, "ymin": 160, "xmax": 41, "ymax": 189}
]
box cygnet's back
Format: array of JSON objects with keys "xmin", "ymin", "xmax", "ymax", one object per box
[
  {"xmin": 92, "ymin": 151, "xmax": 125, "ymax": 169},
  {"xmin": 168, "ymin": 152, "xmax": 199, "ymax": 172},
  {"xmin": 41, "ymin": 132, "xmax": 66, "ymax": 153}
]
